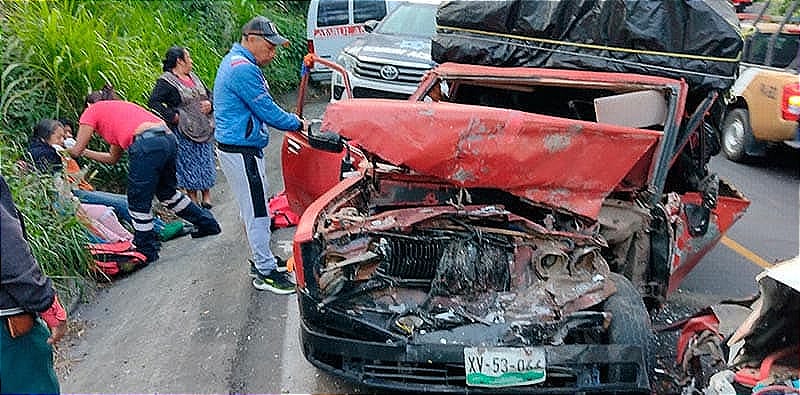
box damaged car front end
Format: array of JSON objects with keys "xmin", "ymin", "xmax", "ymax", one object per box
[
  {"xmin": 284, "ymin": 0, "xmax": 749, "ymax": 390},
  {"xmin": 284, "ymin": 61, "xmax": 752, "ymax": 392},
  {"xmin": 289, "ymin": 80, "xmax": 699, "ymax": 392},
  {"xmin": 294, "ymin": 172, "xmax": 652, "ymax": 393}
]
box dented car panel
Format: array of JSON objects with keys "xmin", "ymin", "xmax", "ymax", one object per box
[
  {"xmin": 320, "ymin": 100, "xmax": 662, "ymax": 220},
  {"xmin": 667, "ymin": 192, "xmax": 751, "ymax": 293},
  {"xmin": 294, "ymin": 172, "xmax": 651, "ymax": 393}
]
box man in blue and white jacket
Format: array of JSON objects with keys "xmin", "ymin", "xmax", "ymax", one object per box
[{"xmin": 214, "ymin": 15, "xmax": 308, "ymax": 295}]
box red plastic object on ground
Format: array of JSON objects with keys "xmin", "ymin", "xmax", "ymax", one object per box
[
  {"xmin": 734, "ymin": 346, "xmax": 799, "ymax": 387},
  {"xmin": 269, "ymin": 191, "xmax": 300, "ymax": 230},
  {"xmin": 89, "ymin": 240, "xmax": 146, "ymax": 278}
]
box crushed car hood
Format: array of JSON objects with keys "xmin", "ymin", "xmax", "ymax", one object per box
[{"xmin": 321, "ymin": 100, "xmax": 662, "ymax": 219}]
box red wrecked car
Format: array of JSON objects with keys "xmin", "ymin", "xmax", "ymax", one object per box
[
  {"xmin": 282, "ymin": 62, "xmax": 749, "ymax": 393},
  {"xmin": 281, "ymin": 2, "xmax": 747, "ymax": 392}
]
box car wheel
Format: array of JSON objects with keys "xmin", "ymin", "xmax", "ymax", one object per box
[
  {"xmin": 721, "ymin": 108, "xmax": 752, "ymax": 162},
  {"xmin": 603, "ymin": 272, "xmax": 652, "ymax": 383}
]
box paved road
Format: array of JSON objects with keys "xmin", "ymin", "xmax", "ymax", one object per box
[{"xmin": 59, "ymin": 87, "xmax": 798, "ymax": 393}]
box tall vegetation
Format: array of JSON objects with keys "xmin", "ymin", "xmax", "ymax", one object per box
[
  {"xmin": 1, "ymin": 0, "xmax": 308, "ymax": 290},
  {"xmin": 0, "ymin": 143, "xmax": 93, "ymax": 294}
]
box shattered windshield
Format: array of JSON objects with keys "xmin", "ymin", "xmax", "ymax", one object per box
[{"xmin": 375, "ymin": 3, "xmax": 437, "ymax": 37}]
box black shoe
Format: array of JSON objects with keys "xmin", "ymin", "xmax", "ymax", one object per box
[
  {"xmin": 252, "ymin": 270, "xmax": 295, "ymax": 294},
  {"xmin": 191, "ymin": 224, "xmax": 221, "ymax": 238},
  {"xmin": 143, "ymin": 252, "xmax": 159, "ymax": 264},
  {"xmin": 201, "ymin": 201, "xmax": 213, "ymax": 209}
]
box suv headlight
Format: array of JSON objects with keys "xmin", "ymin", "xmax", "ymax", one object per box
[{"xmin": 337, "ymin": 52, "xmax": 357, "ymax": 72}]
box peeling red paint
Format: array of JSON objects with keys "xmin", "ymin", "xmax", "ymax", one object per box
[{"xmin": 322, "ymin": 100, "xmax": 661, "ymax": 219}]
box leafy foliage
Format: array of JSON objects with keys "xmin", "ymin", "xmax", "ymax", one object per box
[
  {"xmin": 2, "ymin": 0, "xmax": 309, "ymax": 147},
  {"xmin": 1, "ymin": 0, "xmax": 309, "ymax": 288},
  {"xmin": 0, "ymin": 142, "xmax": 93, "ymax": 292}
]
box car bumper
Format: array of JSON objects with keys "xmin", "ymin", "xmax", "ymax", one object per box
[
  {"xmin": 753, "ymin": 119, "xmax": 798, "ymax": 142},
  {"xmin": 298, "ymin": 294, "xmax": 651, "ymax": 394},
  {"xmin": 310, "ymin": 69, "xmax": 332, "ymax": 83}
]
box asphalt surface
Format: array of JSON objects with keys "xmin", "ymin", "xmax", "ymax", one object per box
[{"xmin": 58, "ymin": 86, "xmax": 798, "ymax": 394}]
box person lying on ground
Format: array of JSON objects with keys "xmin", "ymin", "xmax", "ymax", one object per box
[
  {"xmin": 27, "ymin": 118, "xmax": 188, "ymax": 242},
  {"xmin": 58, "ymin": 117, "xmax": 77, "ymax": 148}
]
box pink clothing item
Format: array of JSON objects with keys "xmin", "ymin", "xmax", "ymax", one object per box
[
  {"xmin": 40, "ymin": 294, "xmax": 67, "ymax": 328},
  {"xmin": 80, "ymin": 203, "xmax": 133, "ymax": 242},
  {"xmin": 79, "ymin": 101, "xmax": 163, "ymax": 149},
  {"xmin": 179, "ymin": 76, "xmax": 196, "ymax": 88}
]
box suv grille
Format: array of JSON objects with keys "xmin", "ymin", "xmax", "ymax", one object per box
[
  {"xmin": 353, "ymin": 59, "xmax": 429, "ymax": 84},
  {"xmin": 352, "ymin": 87, "xmax": 409, "ymax": 100}
]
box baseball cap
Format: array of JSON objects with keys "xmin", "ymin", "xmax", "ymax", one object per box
[{"xmin": 242, "ymin": 16, "xmax": 289, "ymax": 47}]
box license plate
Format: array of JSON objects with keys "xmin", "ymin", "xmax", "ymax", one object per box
[{"xmin": 464, "ymin": 347, "xmax": 546, "ymax": 388}]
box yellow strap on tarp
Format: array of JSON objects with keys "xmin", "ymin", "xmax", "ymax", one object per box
[{"xmin": 437, "ymin": 25, "xmax": 742, "ymax": 63}]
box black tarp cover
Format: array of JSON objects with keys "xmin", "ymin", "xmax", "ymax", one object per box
[{"xmin": 432, "ymin": 0, "xmax": 743, "ymax": 94}]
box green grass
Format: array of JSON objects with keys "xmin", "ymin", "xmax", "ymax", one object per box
[
  {"xmin": 1, "ymin": 0, "xmax": 310, "ymax": 290},
  {"xmin": 0, "ymin": 142, "xmax": 94, "ymax": 293}
]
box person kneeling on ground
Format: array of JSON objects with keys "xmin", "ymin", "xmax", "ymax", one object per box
[{"xmin": 68, "ymin": 86, "xmax": 221, "ymax": 263}]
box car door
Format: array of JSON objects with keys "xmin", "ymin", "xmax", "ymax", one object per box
[
  {"xmin": 281, "ymin": 132, "xmax": 347, "ymax": 215},
  {"xmin": 282, "ymin": 55, "xmax": 357, "ymax": 216},
  {"xmin": 666, "ymin": 192, "xmax": 751, "ymax": 294}
]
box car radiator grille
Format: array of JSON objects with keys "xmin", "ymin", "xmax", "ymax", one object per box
[
  {"xmin": 377, "ymin": 234, "xmax": 448, "ymax": 280},
  {"xmin": 360, "ymin": 360, "xmax": 465, "ymax": 385},
  {"xmin": 353, "ymin": 59, "xmax": 429, "ymax": 83}
]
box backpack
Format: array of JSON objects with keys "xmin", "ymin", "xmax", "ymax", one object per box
[
  {"xmin": 268, "ymin": 191, "xmax": 300, "ymax": 230},
  {"xmin": 89, "ymin": 240, "xmax": 147, "ymax": 280}
]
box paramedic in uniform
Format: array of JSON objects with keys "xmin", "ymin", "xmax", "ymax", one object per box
[{"xmin": 69, "ymin": 86, "xmax": 221, "ymax": 264}]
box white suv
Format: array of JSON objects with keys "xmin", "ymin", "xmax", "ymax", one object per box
[
  {"xmin": 331, "ymin": 0, "xmax": 439, "ymax": 100},
  {"xmin": 306, "ymin": 0, "xmax": 399, "ymax": 83}
]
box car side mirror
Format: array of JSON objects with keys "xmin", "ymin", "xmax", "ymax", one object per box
[
  {"xmin": 364, "ymin": 20, "xmax": 379, "ymax": 33},
  {"xmin": 686, "ymin": 172, "xmax": 720, "ymax": 237},
  {"xmin": 685, "ymin": 203, "xmax": 710, "ymax": 237},
  {"xmin": 308, "ymin": 130, "xmax": 344, "ymax": 153}
]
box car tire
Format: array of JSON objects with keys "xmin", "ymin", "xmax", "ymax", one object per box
[
  {"xmin": 721, "ymin": 108, "xmax": 752, "ymax": 162},
  {"xmin": 603, "ymin": 272, "xmax": 652, "ymax": 383}
]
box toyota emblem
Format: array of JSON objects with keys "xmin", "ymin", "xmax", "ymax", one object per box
[{"xmin": 379, "ymin": 65, "xmax": 399, "ymax": 80}]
